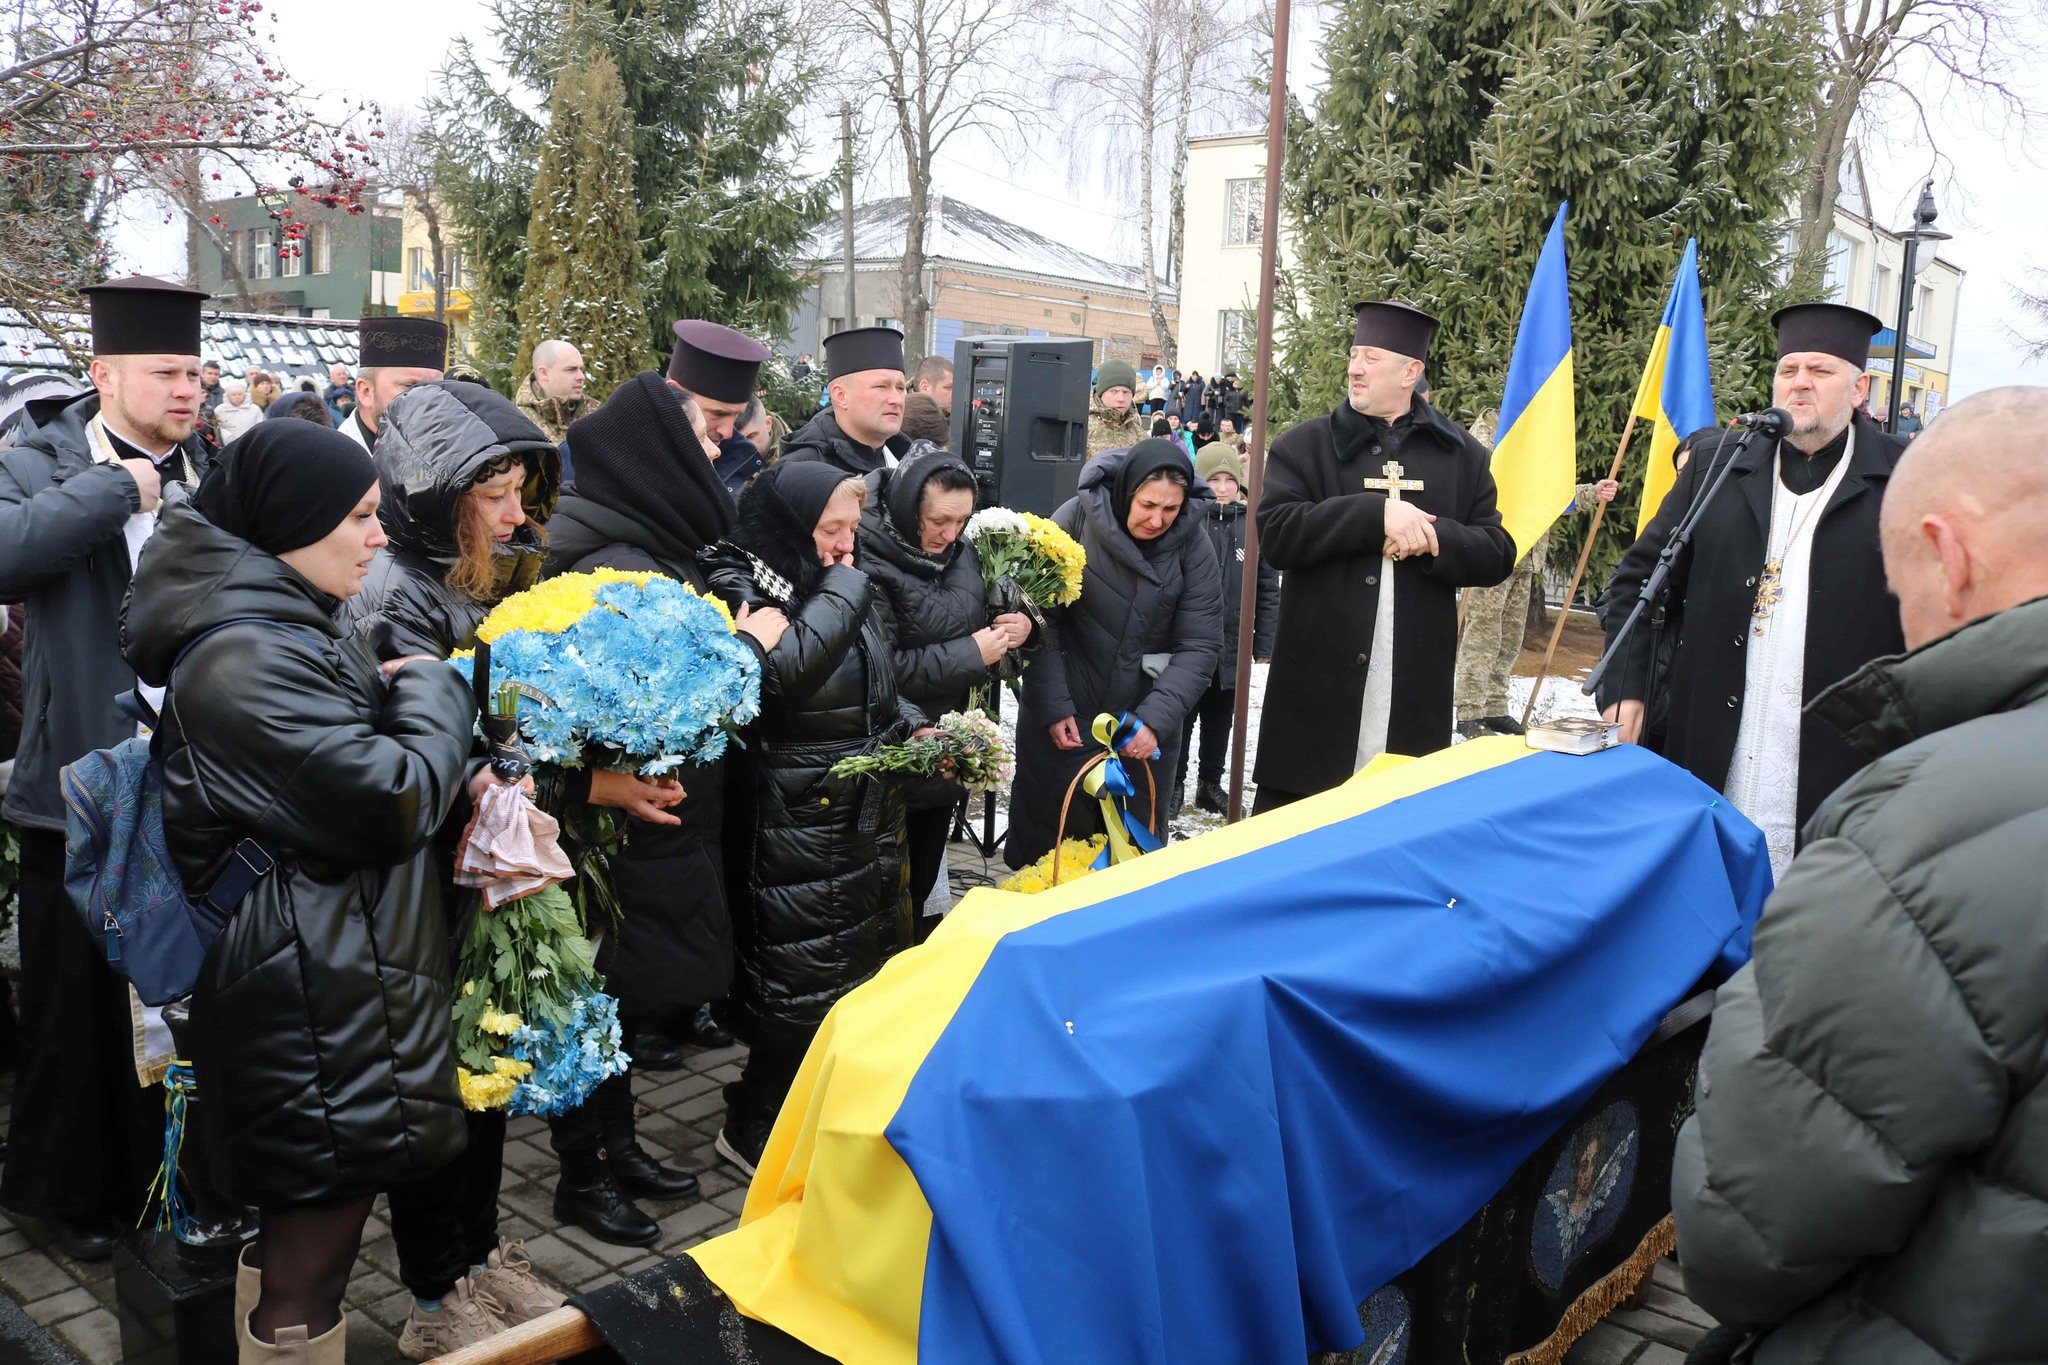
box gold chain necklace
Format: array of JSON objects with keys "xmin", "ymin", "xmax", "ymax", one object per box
[{"xmin": 1751, "ymin": 433, "xmax": 1850, "ymax": 636}]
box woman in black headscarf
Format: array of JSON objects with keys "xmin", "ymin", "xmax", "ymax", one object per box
[
  {"xmin": 1005, "ymin": 438, "xmax": 1224, "ymax": 868},
  {"xmin": 536, "ymin": 374, "xmax": 789, "ymax": 1246},
  {"xmin": 856, "ymin": 441, "xmax": 1030, "ymax": 933},
  {"xmin": 699, "ymin": 460, "xmax": 929, "ymax": 1176},
  {"xmin": 121, "ymin": 424, "xmax": 477, "ymax": 1362}
]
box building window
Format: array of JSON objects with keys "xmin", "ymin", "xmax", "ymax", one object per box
[
  {"xmin": 307, "ymin": 222, "xmax": 332, "ymax": 275},
  {"xmin": 1915, "ymin": 283, "xmax": 1933, "ymax": 333},
  {"xmin": 1871, "ymin": 263, "xmax": 1894, "ymax": 323},
  {"xmin": 1219, "ymin": 309, "xmax": 1255, "ymax": 373},
  {"xmin": 280, "ymin": 232, "xmax": 304, "ymax": 277},
  {"xmin": 1822, "ymin": 230, "xmax": 1854, "ymax": 303},
  {"xmin": 446, "ymin": 249, "xmax": 464, "ymax": 290},
  {"xmin": 407, "ymin": 246, "xmax": 427, "ymax": 293},
  {"xmin": 249, "ymin": 227, "xmax": 275, "ymax": 281},
  {"xmin": 1225, "ymin": 179, "xmax": 1264, "ymax": 247}
]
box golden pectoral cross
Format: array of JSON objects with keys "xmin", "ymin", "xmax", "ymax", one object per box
[
  {"xmin": 1751, "ymin": 560, "xmax": 1786, "ymax": 636},
  {"xmin": 1363, "ymin": 459, "xmax": 1425, "ymax": 501}
]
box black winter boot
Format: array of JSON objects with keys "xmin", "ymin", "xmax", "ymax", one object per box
[
  {"xmin": 1194, "ymin": 779, "xmax": 1228, "ymax": 814},
  {"xmin": 552, "ymin": 1149, "xmax": 660, "ymax": 1247}
]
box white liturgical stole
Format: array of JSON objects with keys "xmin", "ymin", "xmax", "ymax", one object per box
[
  {"xmin": 1354, "ymin": 556, "xmax": 1396, "ymax": 773},
  {"xmin": 1721, "ymin": 432, "xmax": 1854, "ymax": 880}
]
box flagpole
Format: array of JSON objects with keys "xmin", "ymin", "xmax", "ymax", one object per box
[
  {"xmin": 1225, "ymin": 0, "xmax": 1290, "ymax": 823},
  {"xmin": 1518, "ymin": 411, "xmax": 1639, "ymax": 730}
]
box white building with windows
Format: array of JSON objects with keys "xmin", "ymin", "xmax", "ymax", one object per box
[
  {"xmin": 1177, "ymin": 130, "xmax": 1285, "ymax": 376},
  {"xmin": 1176, "ymin": 134, "xmax": 1964, "ymax": 415}
]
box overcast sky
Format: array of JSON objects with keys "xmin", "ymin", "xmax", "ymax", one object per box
[{"xmin": 114, "ymin": 0, "xmax": 2044, "ymax": 398}]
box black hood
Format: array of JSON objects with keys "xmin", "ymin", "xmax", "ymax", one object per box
[
  {"xmin": 562, "ymin": 371, "xmax": 733, "ymax": 558},
  {"xmin": 722, "ymin": 463, "xmax": 850, "ymax": 603},
  {"xmin": 860, "ymin": 441, "xmax": 971, "ymax": 581},
  {"xmin": 122, "ymin": 486, "xmax": 343, "ymax": 687},
  {"xmin": 373, "ymin": 380, "xmax": 561, "ymax": 564},
  {"xmin": 1075, "ymin": 444, "xmax": 1212, "ymax": 576}
]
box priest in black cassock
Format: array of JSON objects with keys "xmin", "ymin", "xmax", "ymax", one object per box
[
  {"xmin": 0, "ymin": 277, "xmax": 212, "ymax": 1256},
  {"xmin": 1596, "ymin": 303, "xmax": 1905, "ymax": 879},
  {"xmin": 1253, "ymin": 302, "xmax": 1518, "ymax": 810}
]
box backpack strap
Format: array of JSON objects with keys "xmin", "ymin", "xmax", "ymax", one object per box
[{"xmin": 163, "ymin": 617, "xmax": 327, "ymax": 918}]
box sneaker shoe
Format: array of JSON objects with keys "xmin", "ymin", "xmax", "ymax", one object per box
[
  {"xmin": 715, "ymin": 1124, "xmax": 766, "ymax": 1179},
  {"xmin": 470, "ymin": 1239, "xmax": 567, "ymax": 1327},
  {"xmin": 396, "ymin": 1278, "xmax": 507, "ymax": 1361}
]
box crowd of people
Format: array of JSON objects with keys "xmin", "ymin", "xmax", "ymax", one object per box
[{"xmin": 0, "ymin": 269, "xmax": 2042, "ymax": 1365}]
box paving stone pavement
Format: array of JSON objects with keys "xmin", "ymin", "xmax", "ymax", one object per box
[{"xmin": 0, "ymin": 839, "xmax": 1722, "ymax": 1362}]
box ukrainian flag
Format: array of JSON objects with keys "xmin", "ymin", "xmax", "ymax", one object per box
[
  {"xmin": 1490, "ymin": 203, "xmax": 1578, "ymax": 562},
  {"xmin": 689, "ymin": 740, "xmax": 1768, "ymax": 1363},
  {"xmin": 1631, "ymin": 240, "xmax": 1718, "ymax": 534}
]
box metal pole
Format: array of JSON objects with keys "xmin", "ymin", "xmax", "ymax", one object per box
[
  {"xmin": 1519, "ymin": 410, "xmax": 1640, "ymax": 729},
  {"xmin": 841, "ymin": 103, "xmax": 858, "ymax": 329},
  {"xmin": 1225, "ymin": 0, "xmax": 1291, "ymax": 822},
  {"xmin": 1886, "ymin": 232, "xmax": 1917, "ymax": 437}
]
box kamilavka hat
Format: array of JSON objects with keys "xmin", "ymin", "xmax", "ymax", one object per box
[
  {"xmin": 824, "ymin": 327, "xmax": 905, "ymax": 381},
  {"xmin": 666, "ymin": 320, "xmax": 772, "ymax": 403},
  {"xmin": 1351, "ymin": 301, "xmax": 1438, "ymax": 361},
  {"xmin": 359, "ymin": 316, "xmax": 449, "ymax": 371},
  {"xmin": 1771, "ymin": 303, "xmax": 1883, "ymax": 369},
  {"xmin": 80, "ymin": 276, "xmax": 208, "ymax": 357}
]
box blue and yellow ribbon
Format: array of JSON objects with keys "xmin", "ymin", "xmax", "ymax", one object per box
[{"xmin": 1082, "ymin": 712, "xmax": 1165, "ymax": 868}]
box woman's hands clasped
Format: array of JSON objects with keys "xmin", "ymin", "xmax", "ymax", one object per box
[
  {"xmin": 973, "ymin": 611, "xmax": 1033, "ymax": 665},
  {"xmin": 588, "ymin": 770, "xmax": 688, "ymax": 826}
]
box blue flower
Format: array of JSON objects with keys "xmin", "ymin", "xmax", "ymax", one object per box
[{"xmin": 504, "ymin": 990, "xmax": 631, "ymax": 1117}]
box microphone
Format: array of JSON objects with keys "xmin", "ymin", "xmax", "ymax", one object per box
[{"xmin": 1733, "ymin": 408, "xmax": 1793, "ymax": 438}]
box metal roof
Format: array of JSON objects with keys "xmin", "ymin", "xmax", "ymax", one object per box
[{"xmin": 806, "ymin": 196, "xmax": 1164, "ymax": 296}]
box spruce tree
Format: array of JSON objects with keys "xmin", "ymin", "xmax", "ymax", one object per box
[
  {"xmin": 1280, "ymin": 0, "xmax": 1822, "ymax": 574},
  {"xmin": 514, "ymin": 44, "xmax": 646, "ymax": 401},
  {"xmin": 435, "ymin": 0, "xmax": 828, "ymax": 390}
]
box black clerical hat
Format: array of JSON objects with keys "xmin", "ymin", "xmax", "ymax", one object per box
[
  {"xmin": 1351, "ymin": 301, "xmax": 1437, "ymax": 361},
  {"xmin": 824, "ymin": 326, "xmax": 905, "ymax": 381},
  {"xmin": 1772, "ymin": 303, "xmax": 1882, "ymax": 369},
  {"xmin": 359, "ymin": 316, "xmax": 449, "ymax": 371},
  {"xmin": 81, "ymin": 276, "xmax": 208, "ymax": 357},
  {"xmin": 666, "ymin": 320, "xmax": 771, "ymax": 403}
]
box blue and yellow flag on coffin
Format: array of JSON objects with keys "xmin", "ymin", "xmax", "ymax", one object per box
[
  {"xmin": 1490, "ymin": 202, "xmax": 1578, "ymax": 561},
  {"xmin": 1631, "ymin": 239, "xmax": 1718, "ymax": 534},
  {"xmin": 689, "ymin": 740, "xmax": 1770, "ymax": 1364}
]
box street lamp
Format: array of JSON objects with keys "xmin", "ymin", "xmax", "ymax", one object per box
[{"xmin": 1885, "ymin": 180, "xmax": 1951, "ymax": 435}]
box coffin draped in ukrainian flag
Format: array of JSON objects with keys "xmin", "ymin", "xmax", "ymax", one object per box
[{"xmin": 689, "ymin": 737, "xmax": 1771, "ymax": 1362}]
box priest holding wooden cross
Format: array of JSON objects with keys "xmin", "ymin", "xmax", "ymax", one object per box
[{"xmin": 1253, "ymin": 301, "xmax": 1518, "ymax": 810}]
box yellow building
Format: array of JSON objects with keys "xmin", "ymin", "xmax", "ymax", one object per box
[{"xmin": 394, "ymin": 197, "xmax": 476, "ymax": 360}]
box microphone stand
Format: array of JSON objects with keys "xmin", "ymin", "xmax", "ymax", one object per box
[{"xmin": 1583, "ymin": 419, "xmax": 1775, "ymax": 699}]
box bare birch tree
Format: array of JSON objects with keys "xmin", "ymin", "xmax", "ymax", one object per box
[
  {"xmin": 1052, "ymin": 0, "xmax": 1259, "ymax": 366},
  {"xmin": 380, "ymin": 107, "xmax": 454, "ymax": 323},
  {"xmin": 829, "ymin": 0, "xmax": 1040, "ymax": 360},
  {"xmin": 1796, "ymin": 0, "xmax": 2042, "ymax": 265}
]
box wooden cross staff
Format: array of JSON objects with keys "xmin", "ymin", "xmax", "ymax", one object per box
[
  {"xmin": 1519, "ymin": 412, "xmax": 1642, "ymax": 729},
  {"xmin": 1363, "ymin": 459, "xmax": 1424, "ymax": 501}
]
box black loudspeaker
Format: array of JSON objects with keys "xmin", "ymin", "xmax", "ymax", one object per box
[{"xmin": 947, "ymin": 335, "xmax": 1093, "ymax": 516}]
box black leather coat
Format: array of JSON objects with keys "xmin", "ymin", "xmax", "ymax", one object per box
[
  {"xmin": 701, "ymin": 479, "xmax": 925, "ymax": 1029},
  {"xmin": 122, "ymin": 491, "xmax": 475, "ymax": 1208}
]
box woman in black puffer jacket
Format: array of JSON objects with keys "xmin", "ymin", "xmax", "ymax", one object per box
[
  {"xmin": 701, "ymin": 460, "xmax": 927, "ymax": 1175},
  {"xmin": 857, "ymin": 442, "xmax": 1030, "ymax": 928},
  {"xmin": 122, "ymin": 424, "xmax": 474, "ymax": 1360},
  {"xmin": 341, "ymin": 382, "xmax": 645, "ymax": 1346},
  {"xmin": 1006, "ymin": 440, "xmax": 1224, "ymax": 869}
]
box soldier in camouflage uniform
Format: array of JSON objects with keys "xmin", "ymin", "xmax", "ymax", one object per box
[
  {"xmin": 1085, "ymin": 359, "xmax": 1148, "ymax": 457},
  {"xmin": 1454, "ymin": 470, "xmax": 1617, "ymax": 735}
]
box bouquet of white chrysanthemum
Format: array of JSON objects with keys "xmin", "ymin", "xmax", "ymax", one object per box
[
  {"xmin": 963, "ymin": 507, "xmax": 1086, "ymax": 612},
  {"xmin": 829, "ymin": 709, "xmax": 1015, "ymax": 796}
]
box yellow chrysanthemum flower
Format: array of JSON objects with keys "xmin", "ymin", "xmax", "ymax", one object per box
[
  {"xmin": 472, "ymin": 568, "xmax": 658, "ymax": 643},
  {"xmin": 457, "ymin": 1066, "xmax": 520, "ymax": 1111},
  {"xmin": 478, "ymin": 1008, "xmax": 524, "ymax": 1037},
  {"xmin": 999, "ymin": 835, "xmax": 1106, "ymax": 894}
]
